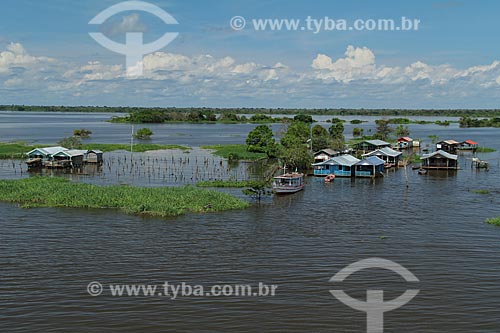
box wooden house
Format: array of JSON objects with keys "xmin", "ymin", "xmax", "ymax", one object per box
[
  {"xmin": 436, "ymin": 140, "xmax": 460, "ymax": 153},
  {"xmin": 362, "ymin": 147, "xmax": 402, "ymax": 166},
  {"xmin": 313, "ymin": 149, "xmax": 340, "ymax": 164},
  {"xmin": 459, "ymin": 140, "xmax": 478, "ymax": 152},
  {"xmin": 355, "ymin": 156, "xmax": 385, "ymax": 178},
  {"xmin": 312, "ymin": 154, "xmax": 360, "ymax": 177},
  {"xmin": 421, "ymin": 150, "xmax": 458, "ymax": 170},
  {"xmin": 353, "ymin": 140, "xmax": 390, "ymax": 154},
  {"xmin": 85, "ymin": 149, "xmax": 104, "ymax": 164},
  {"xmin": 45, "ymin": 150, "xmax": 84, "ymax": 168},
  {"xmin": 397, "ymin": 137, "xmax": 413, "ymax": 149}
]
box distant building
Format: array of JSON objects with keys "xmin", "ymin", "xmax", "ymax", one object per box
[
  {"xmin": 421, "ymin": 150, "xmax": 458, "ymax": 170},
  {"xmin": 313, "ymin": 149, "xmax": 341, "ymax": 164},
  {"xmin": 312, "ymin": 154, "xmax": 360, "ymax": 177},
  {"xmin": 436, "ymin": 140, "xmax": 460, "ymax": 153},
  {"xmin": 362, "ymin": 147, "xmax": 402, "ymax": 166},
  {"xmin": 85, "ymin": 149, "xmax": 104, "ymax": 164},
  {"xmin": 355, "ymin": 156, "xmax": 385, "ymax": 177},
  {"xmin": 397, "ymin": 137, "xmax": 414, "ymax": 149},
  {"xmin": 459, "ymin": 140, "xmax": 478, "ymax": 151},
  {"xmin": 353, "ymin": 140, "xmax": 391, "ymax": 154}
]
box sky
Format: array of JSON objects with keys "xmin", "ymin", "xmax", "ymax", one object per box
[{"xmin": 1, "ymin": 0, "xmax": 500, "ymax": 108}]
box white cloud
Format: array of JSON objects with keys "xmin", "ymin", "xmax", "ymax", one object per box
[{"xmin": 3, "ymin": 42, "xmax": 500, "ymax": 107}]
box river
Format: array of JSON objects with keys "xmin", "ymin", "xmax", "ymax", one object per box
[{"xmin": 1, "ymin": 111, "xmax": 500, "ymax": 332}]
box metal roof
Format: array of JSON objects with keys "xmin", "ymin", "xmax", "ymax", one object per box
[
  {"xmin": 358, "ymin": 139, "xmax": 391, "ymax": 147},
  {"xmin": 87, "ymin": 149, "xmax": 103, "ymax": 154},
  {"xmin": 363, "ymin": 147, "xmax": 402, "ymax": 158},
  {"xmin": 463, "ymin": 140, "xmax": 478, "ymax": 145},
  {"xmin": 421, "ymin": 150, "xmax": 458, "ymax": 160},
  {"xmin": 356, "ymin": 156, "xmax": 385, "ymax": 166},
  {"xmin": 398, "ymin": 137, "xmax": 413, "ymax": 142},
  {"xmin": 312, "ymin": 154, "xmax": 360, "ymax": 166},
  {"xmin": 53, "ymin": 150, "xmax": 85, "ymax": 157},
  {"xmin": 314, "ymin": 148, "xmax": 339, "ymax": 156},
  {"xmin": 439, "ymin": 139, "xmax": 460, "ymax": 145},
  {"xmin": 26, "ymin": 146, "xmax": 68, "ymax": 156}
]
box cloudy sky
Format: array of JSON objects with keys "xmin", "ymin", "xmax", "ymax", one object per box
[{"xmin": 1, "ymin": 0, "xmax": 500, "ymax": 108}]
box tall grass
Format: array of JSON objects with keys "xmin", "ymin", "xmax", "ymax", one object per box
[
  {"xmin": 197, "ymin": 180, "xmax": 257, "ymax": 188},
  {"xmin": 201, "ymin": 144, "xmax": 266, "ymax": 161},
  {"xmin": 0, "ymin": 177, "xmax": 249, "ymax": 217}
]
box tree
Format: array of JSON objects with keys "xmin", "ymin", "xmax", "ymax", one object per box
[
  {"xmin": 246, "ymin": 125, "xmax": 275, "ymax": 156},
  {"xmin": 395, "ymin": 125, "xmax": 410, "ymax": 137},
  {"xmin": 242, "ymin": 180, "xmax": 272, "ymax": 202},
  {"xmin": 293, "ymin": 113, "xmax": 313, "ymax": 123},
  {"xmin": 282, "ymin": 145, "xmax": 313, "ymax": 170},
  {"xmin": 134, "ymin": 128, "xmax": 153, "ymax": 140},
  {"xmin": 281, "ymin": 121, "xmax": 310, "ymax": 148},
  {"xmin": 58, "ymin": 136, "xmax": 82, "ymax": 149},
  {"xmin": 353, "ymin": 127, "xmax": 364, "ymax": 137},
  {"xmin": 374, "ymin": 119, "xmax": 393, "ymax": 140},
  {"xmin": 328, "ymin": 121, "xmax": 345, "ymax": 149},
  {"xmin": 312, "ymin": 124, "xmax": 330, "ymax": 151},
  {"xmin": 73, "ymin": 128, "xmax": 92, "ymax": 138}
]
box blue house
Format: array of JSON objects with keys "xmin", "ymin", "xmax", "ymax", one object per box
[
  {"xmin": 312, "ymin": 154, "xmax": 360, "ymax": 177},
  {"xmin": 355, "ymin": 156, "xmax": 385, "ymax": 178}
]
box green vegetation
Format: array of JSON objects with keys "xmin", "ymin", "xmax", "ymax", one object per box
[
  {"xmin": 395, "ymin": 125, "xmax": 410, "ymax": 137},
  {"xmin": 350, "ymin": 119, "xmax": 365, "ymax": 124},
  {"xmin": 242, "ymin": 180, "xmax": 272, "ymax": 202},
  {"xmin": 476, "ymin": 147, "xmax": 497, "ymax": 153},
  {"xmin": 197, "ymin": 180, "xmax": 259, "ymax": 188},
  {"xmin": 0, "ymin": 142, "xmax": 39, "ymax": 159},
  {"xmin": 388, "ymin": 118, "xmax": 411, "ymax": 124},
  {"xmin": 134, "ymin": 127, "xmax": 154, "ymax": 140},
  {"xmin": 73, "ymin": 128, "xmax": 92, "ymax": 138},
  {"xmin": 459, "ymin": 116, "xmax": 500, "ymax": 128},
  {"xmin": 374, "ymin": 119, "xmax": 393, "ymax": 140},
  {"xmin": 485, "ymin": 217, "xmax": 500, "ymax": 226},
  {"xmin": 58, "ymin": 136, "xmax": 83, "ymax": 149},
  {"xmin": 246, "ymin": 125, "xmax": 278, "ymax": 157},
  {"xmin": 0, "ymin": 177, "xmax": 249, "ymax": 217},
  {"xmin": 0, "ymin": 141, "xmax": 189, "ymax": 159},
  {"xmin": 201, "ymin": 144, "xmax": 267, "ymax": 161},
  {"xmin": 352, "ymin": 127, "xmax": 364, "ymax": 137},
  {"xmin": 4, "ymin": 105, "xmax": 500, "ymax": 117},
  {"xmin": 472, "ymin": 189, "xmax": 491, "ymax": 195}
]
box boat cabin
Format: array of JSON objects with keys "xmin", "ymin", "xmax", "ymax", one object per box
[{"xmin": 273, "ymin": 173, "xmax": 304, "ymax": 194}]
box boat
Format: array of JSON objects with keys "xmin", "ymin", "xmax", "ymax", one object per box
[
  {"xmin": 273, "ymin": 168, "xmax": 304, "ymax": 194},
  {"xmin": 418, "ymin": 168, "xmax": 427, "ymax": 175},
  {"xmin": 324, "ymin": 174, "xmax": 335, "ymax": 183}
]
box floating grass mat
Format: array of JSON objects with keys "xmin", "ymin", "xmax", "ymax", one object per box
[
  {"xmin": 486, "ymin": 217, "xmax": 500, "ymax": 226},
  {"xmin": 0, "ymin": 177, "xmax": 249, "ymax": 217},
  {"xmin": 201, "ymin": 144, "xmax": 266, "ymax": 161}
]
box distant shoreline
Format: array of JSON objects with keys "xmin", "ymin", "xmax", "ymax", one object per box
[{"xmin": 1, "ymin": 105, "xmax": 500, "ymax": 117}]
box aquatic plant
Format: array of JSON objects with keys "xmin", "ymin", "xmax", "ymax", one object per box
[
  {"xmin": 197, "ymin": 180, "xmax": 256, "ymax": 188},
  {"xmin": 486, "ymin": 217, "xmax": 500, "ymax": 226},
  {"xmin": 472, "ymin": 189, "xmax": 490, "ymax": 195},
  {"xmin": 0, "ymin": 177, "xmax": 249, "ymax": 217},
  {"xmin": 476, "ymin": 147, "xmax": 497, "ymax": 153},
  {"xmin": 201, "ymin": 144, "xmax": 266, "ymax": 161}
]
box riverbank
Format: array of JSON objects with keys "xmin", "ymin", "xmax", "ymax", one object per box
[
  {"xmin": 200, "ymin": 144, "xmax": 267, "ymax": 161},
  {"xmin": 3, "ymin": 105, "xmax": 500, "ymax": 117},
  {"xmin": 0, "ymin": 177, "xmax": 249, "ymax": 217}
]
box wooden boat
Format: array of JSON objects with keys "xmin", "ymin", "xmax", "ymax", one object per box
[
  {"xmin": 324, "ymin": 174, "xmax": 335, "ymax": 183},
  {"xmin": 418, "ymin": 168, "xmax": 427, "ymax": 175},
  {"xmin": 273, "ymin": 172, "xmax": 304, "ymax": 194}
]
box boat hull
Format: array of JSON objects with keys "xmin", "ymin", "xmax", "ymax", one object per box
[{"xmin": 273, "ymin": 185, "xmax": 305, "ymax": 194}]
